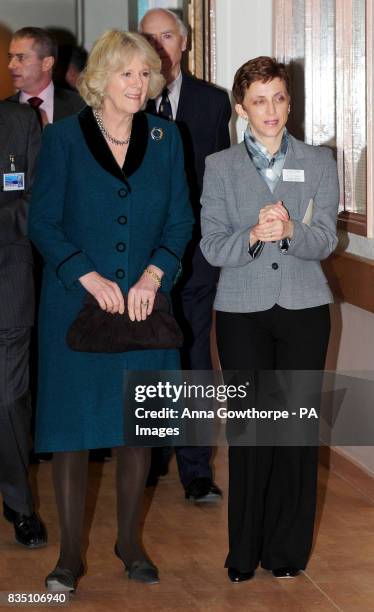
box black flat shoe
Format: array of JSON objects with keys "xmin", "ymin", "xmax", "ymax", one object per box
[
  {"xmin": 114, "ymin": 544, "xmax": 159, "ymax": 584},
  {"xmin": 228, "ymin": 567, "xmax": 255, "ymax": 583},
  {"xmin": 3, "ymin": 502, "xmax": 47, "ymax": 548},
  {"xmin": 272, "ymin": 567, "xmax": 300, "ymax": 578},
  {"xmin": 185, "ymin": 478, "xmax": 222, "ymax": 502},
  {"xmin": 45, "ymin": 563, "xmax": 84, "ymax": 593}
]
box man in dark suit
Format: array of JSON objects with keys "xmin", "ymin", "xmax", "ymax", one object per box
[
  {"xmin": 7, "ymin": 27, "xmax": 90, "ymax": 461},
  {"xmin": 140, "ymin": 8, "xmax": 231, "ymax": 502},
  {"xmin": 7, "ymin": 27, "xmax": 84, "ymax": 125},
  {"xmin": 0, "ymin": 100, "xmax": 47, "ymax": 547}
]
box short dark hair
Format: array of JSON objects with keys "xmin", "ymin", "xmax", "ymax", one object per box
[
  {"xmin": 233, "ymin": 56, "xmax": 290, "ymax": 104},
  {"xmin": 13, "ymin": 27, "xmax": 57, "ymax": 60}
]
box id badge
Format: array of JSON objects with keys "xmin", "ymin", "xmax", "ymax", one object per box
[
  {"xmin": 282, "ymin": 169, "xmax": 305, "ymax": 182},
  {"xmin": 3, "ymin": 172, "xmax": 25, "ymax": 191}
]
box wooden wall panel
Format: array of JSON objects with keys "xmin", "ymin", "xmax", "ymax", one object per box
[{"xmin": 323, "ymin": 252, "xmax": 374, "ymax": 313}]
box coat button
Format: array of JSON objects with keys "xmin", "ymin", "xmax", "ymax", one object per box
[
  {"xmin": 272, "ymin": 263, "xmax": 279, "ymax": 270},
  {"xmin": 118, "ymin": 188, "xmax": 128, "ymax": 198},
  {"xmin": 117, "ymin": 215, "xmax": 127, "ymax": 225},
  {"xmin": 115, "ymin": 268, "xmax": 125, "ymax": 279},
  {"xmin": 116, "ymin": 242, "xmax": 126, "ymax": 252}
]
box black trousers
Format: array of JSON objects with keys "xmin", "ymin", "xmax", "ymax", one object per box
[
  {"xmin": 0, "ymin": 327, "xmax": 33, "ymax": 514},
  {"xmin": 216, "ymin": 304, "xmax": 331, "ymax": 571},
  {"xmin": 151, "ymin": 247, "xmax": 218, "ymax": 488}
]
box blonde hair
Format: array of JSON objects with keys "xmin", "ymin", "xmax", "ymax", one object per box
[{"xmin": 78, "ymin": 30, "xmax": 165, "ymax": 109}]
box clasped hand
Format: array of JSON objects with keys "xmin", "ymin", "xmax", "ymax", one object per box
[
  {"xmin": 79, "ymin": 269, "xmax": 161, "ymax": 321},
  {"xmin": 250, "ymin": 201, "xmax": 293, "ymax": 245}
]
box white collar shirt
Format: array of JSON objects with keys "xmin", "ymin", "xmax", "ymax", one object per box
[
  {"xmin": 155, "ymin": 71, "xmax": 183, "ymax": 120},
  {"xmin": 20, "ymin": 81, "xmax": 54, "ymax": 124}
]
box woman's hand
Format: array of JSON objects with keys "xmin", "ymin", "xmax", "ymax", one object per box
[
  {"xmin": 79, "ymin": 271, "xmax": 125, "ymax": 314},
  {"xmin": 259, "ymin": 201, "xmax": 289, "ymax": 225},
  {"xmin": 127, "ymin": 265, "xmax": 164, "ymax": 322},
  {"xmin": 253, "ymin": 218, "xmax": 294, "ymax": 242},
  {"xmin": 249, "ymin": 201, "xmax": 291, "ymax": 245}
]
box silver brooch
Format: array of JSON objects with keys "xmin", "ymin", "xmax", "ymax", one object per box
[{"xmin": 151, "ymin": 127, "xmax": 164, "ymax": 141}]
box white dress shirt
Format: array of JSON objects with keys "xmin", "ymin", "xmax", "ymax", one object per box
[
  {"xmin": 20, "ymin": 81, "xmax": 54, "ymax": 124},
  {"xmin": 155, "ymin": 71, "xmax": 183, "ymax": 120}
]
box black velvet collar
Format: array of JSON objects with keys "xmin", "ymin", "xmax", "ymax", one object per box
[{"xmin": 78, "ymin": 106, "xmax": 149, "ymax": 189}]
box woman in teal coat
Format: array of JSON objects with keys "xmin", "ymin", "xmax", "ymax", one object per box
[{"xmin": 29, "ymin": 31, "xmax": 193, "ymax": 592}]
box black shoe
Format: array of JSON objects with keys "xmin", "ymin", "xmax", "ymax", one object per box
[
  {"xmin": 272, "ymin": 567, "xmax": 300, "ymax": 578},
  {"xmin": 185, "ymin": 478, "xmax": 222, "ymax": 502},
  {"xmin": 29, "ymin": 451, "xmax": 53, "ymax": 464},
  {"xmin": 3, "ymin": 502, "xmax": 47, "ymax": 548},
  {"xmin": 45, "ymin": 563, "xmax": 84, "ymax": 593},
  {"xmin": 114, "ymin": 544, "xmax": 160, "ymax": 584},
  {"xmin": 228, "ymin": 567, "xmax": 255, "ymax": 583},
  {"xmin": 89, "ymin": 448, "xmax": 112, "ymax": 462}
]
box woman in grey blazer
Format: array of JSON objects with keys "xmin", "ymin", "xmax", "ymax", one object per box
[{"xmin": 200, "ymin": 57, "xmax": 339, "ymax": 583}]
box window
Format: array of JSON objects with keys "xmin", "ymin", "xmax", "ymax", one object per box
[{"xmin": 273, "ymin": 0, "xmax": 372, "ymax": 236}]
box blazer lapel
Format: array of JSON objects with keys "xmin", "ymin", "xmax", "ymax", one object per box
[
  {"xmin": 175, "ymin": 73, "xmax": 190, "ymax": 122},
  {"xmin": 0, "ymin": 106, "xmax": 14, "ymax": 153},
  {"xmin": 146, "ymin": 98, "xmax": 157, "ymax": 115},
  {"xmin": 273, "ymin": 135, "xmax": 305, "ymax": 204},
  {"xmin": 237, "ymin": 143, "xmax": 274, "ymax": 201},
  {"xmin": 233, "ymin": 143, "xmax": 272, "ymax": 206}
]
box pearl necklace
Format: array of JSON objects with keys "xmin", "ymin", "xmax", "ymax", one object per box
[{"xmin": 93, "ymin": 109, "xmax": 131, "ymax": 146}]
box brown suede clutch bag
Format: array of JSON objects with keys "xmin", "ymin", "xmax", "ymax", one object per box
[{"xmin": 66, "ymin": 292, "xmax": 183, "ymax": 353}]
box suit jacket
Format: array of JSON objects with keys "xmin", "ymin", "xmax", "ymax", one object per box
[
  {"xmin": 8, "ymin": 85, "xmax": 84, "ymax": 122},
  {"xmin": 147, "ymin": 71, "xmax": 231, "ymax": 282},
  {"xmin": 200, "ymin": 134, "xmax": 339, "ymax": 312},
  {"xmin": 0, "ymin": 101, "xmax": 41, "ymax": 327},
  {"xmin": 147, "ymin": 72, "xmax": 231, "ymax": 223}
]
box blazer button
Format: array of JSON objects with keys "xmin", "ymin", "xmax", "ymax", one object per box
[
  {"xmin": 118, "ymin": 188, "xmax": 128, "ymax": 198},
  {"xmin": 115, "ymin": 268, "xmax": 125, "ymax": 279},
  {"xmin": 116, "ymin": 242, "xmax": 126, "ymax": 252},
  {"xmin": 272, "ymin": 263, "xmax": 279, "ymax": 270},
  {"xmin": 117, "ymin": 215, "xmax": 127, "ymax": 225}
]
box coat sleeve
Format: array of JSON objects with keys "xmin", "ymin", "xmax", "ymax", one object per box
[
  {"xmin": 0, "ymin": 107, "xmax": 41, "ymax": 246},
  {"xmin": 148, "ymin": 124, "xmax": 194, "ymax": 288},
  {"xmin": 200, "ymin": 155, "xmax": 256, "ymax": 267},
  {"xmin": 28, "ymin": 125, "xmax": 96, "ymax": 288},
  {"xmin": 285, "ymin": 147, "xmax": 339, "ymax": 261}
]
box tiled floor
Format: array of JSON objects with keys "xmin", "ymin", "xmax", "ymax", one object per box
[{"xmin": 1, "ymin": 448, "xmax": 374, "ymax": 611}]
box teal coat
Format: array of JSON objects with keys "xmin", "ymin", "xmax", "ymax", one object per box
[{"xmin": 29, "ymin": 108, "xmax": 193, "ymax": 452}]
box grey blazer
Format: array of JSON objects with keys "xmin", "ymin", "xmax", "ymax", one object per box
[{"xmin": 200, "ymin": 134, "xmax": 339, "ymax": 312}]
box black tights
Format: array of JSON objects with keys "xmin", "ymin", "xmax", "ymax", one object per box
[{"xmin": 52, "ymin": 447, "xmax": 151, "ymax": 572}]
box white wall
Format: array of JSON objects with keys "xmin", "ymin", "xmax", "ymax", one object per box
[
  {"xmin": 216, "ymin": 0, "xmax": 273, "ymax": 142},
  {"xmin": 83, "ymin": 0, "xmax": 129, "ymax": 50},
  {"xmin": 0, "ymin": 0, "xmax": 77, "ymax": 34}
]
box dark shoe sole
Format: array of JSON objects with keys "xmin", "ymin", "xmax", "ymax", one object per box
[
  {"xmin": 45, "ymin": 577, "xmax": 76, "ymax": 593},
  {"xmin": 272, "ymin": 569, "xmax": 300, "ymax": 578},
  {"xmin": 15, "ymin": 536, "xmax": 47, "ymax": 549},
  {"xmin": 228, "ymin": 568, "xmax": 255, "ymax": 583},
  {"xmin": 45, "ymin": 564, "xmax": 84, "ymax": 593},
  {"xmin": 186, "ymin": 492, "xmax": 222, "ymax": 503}
]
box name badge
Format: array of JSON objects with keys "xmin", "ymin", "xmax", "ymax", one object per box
[
  {"xmin": 3, "ymin": 172, "xmax": 25, "ymax": 191},
  {"xmin": 282, "ymin": 169, "xmax": 305, "ymax": 182}
]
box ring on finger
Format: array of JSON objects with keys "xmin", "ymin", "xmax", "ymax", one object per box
[{"xmin": 140, "ymin": 300, "xmax": 149, "ymax": 307}]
